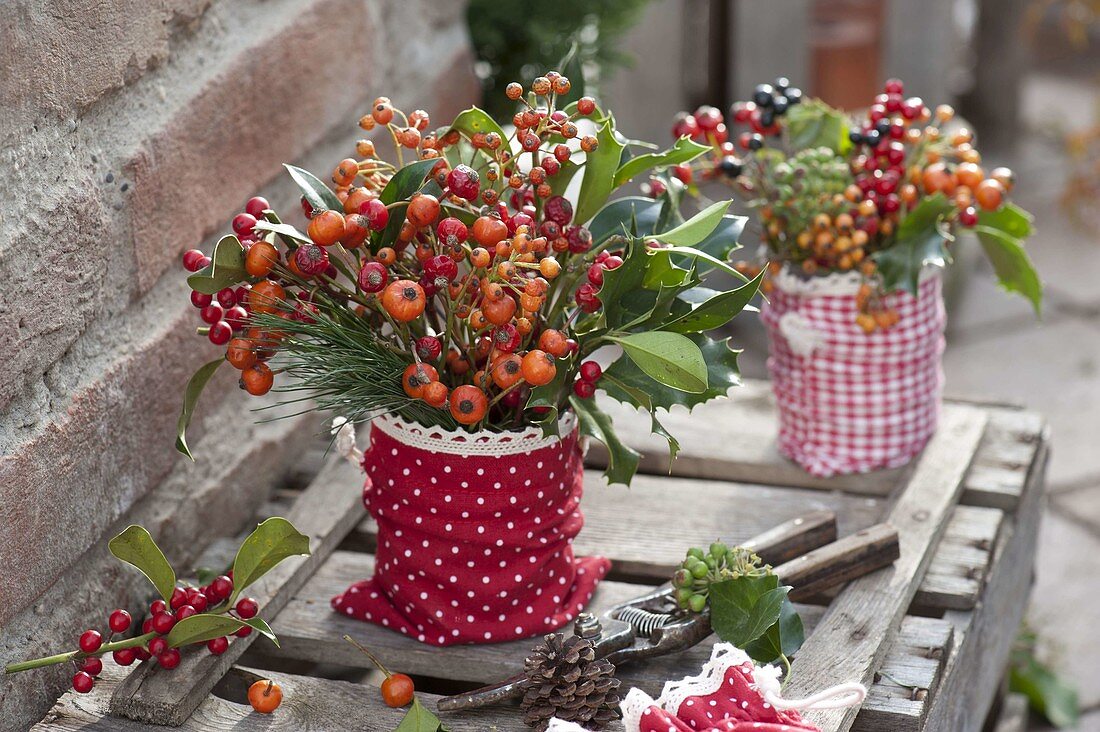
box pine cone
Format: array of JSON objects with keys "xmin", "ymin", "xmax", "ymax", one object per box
[{"xmin": 520, "ymin": 633, "xmax": 622, "ymax": 731}]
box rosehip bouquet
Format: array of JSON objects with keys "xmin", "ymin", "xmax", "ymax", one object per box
[
  {"xmin": 669, "ymin": 77, "xmax": 1041, "ymax": 331},
  {"xmin": 177, "ymin": 68, "xmax": 758, "ymax": 486}
]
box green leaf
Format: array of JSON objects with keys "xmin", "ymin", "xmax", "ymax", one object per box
[
  {"xmin": 570, "ymin": 395, "xmax": 640, "ymax": 486},
  {"xmin": 601, "ymin": 335, "xmax": 741, "ymax": 411},
  {"xmin": 524, "ymin": 358, "xmax": 574, "ymax": 438},
  {"xmin": 663, "ymin": 245, "xmax": 751, "ymax": 283},
  {"xmin": 600, "ymin": 373, "xmax": 680, "ymax": 462},
  {"xmin": 612, "ymin": 136, "xmax": 710, "ymax": 188},
  {"xmin": 663, "ymin": 270, "xmax": 763, "ymax": 333},
  {"xmin": 1010, "ymin": 656, "xmax": 1078, "ymax": 728},
  {"xmin": 785, "ymin": 99, "xmax": 852, "ymax": 155},
  {"xmin": 973, "ymin": 225, "xmax": 1043, "ymax": 315},
  {"xmin": 588, "ymin": 197, "xmax": 662, "ymax": 245},
  {"xmin": 371, "ymin": 158, "xmax": 439, "ymax": 251},
  {"xmin": 394, "ymin": 697, "xmax": 449, "ymax": 732},
  {"xmin": 875, "ymin": 193, "xmax": 955, "ymax": 296},
  {"xmin": 548, "ymin": 159, "xmax": 582, "ymax": 197},
  {"xmin": 709, "ymin": 574, "xmax": 789, "ymax": 648},
  {"xmin": 447, "ymin": 107, "xmax": 508, "ymax": 151},
  {"xmin": 252, "ymin": 220, "xmax": 311, "ymax": 243},
  {"xmin": 608, "ymin": 331, "xmax": 708, "ymax": 393},
  {"xmin": 978, "ymin": 202, "xmax": 1034, "ymax": 239},
  {"xmin": 166, "ymin": 614, "xmax": 277, "ymax": 648},
  {"xmin": 229, "ymin": 518, "xmax": 311, "ymax": 604},
  {"xmin": 655, "ymin": 200, "xmax": 734, "ymax": 248},
  {"xmin": 596, "ymin": 238, "xmax": 652, "ymax": 328},
  {"xmin": 744, "ymin": 597, "xmax": 805, "ymax": 664},
  {"xmin": 689, "ymin": 214, "xmax": 748, "ymax": 266},
  {"xmin": 186, "ymin": 235, "xmax": 247, "ymax": 295},
  {"xmin": 108, "ymin": 526, "xmax": 177, "ymax": 602},
  {"xmin": 259, "ymin": 210, "xmax": 301, "ymax": 250},
  {"xmin": 285, "ymin": 164, "xmax": 343, "ymax": 213},
  {"xmin": 175, "ymin": 358, "xmax": 224, "ymax": 460},
  {"xmin": 574, "ymin": 115, "xmax": 627, "ymax": 225}
]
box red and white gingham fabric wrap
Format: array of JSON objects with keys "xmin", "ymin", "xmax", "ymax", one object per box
[
  {"xmin": 547, "ymin": 643, "xmax": 866, "ymax": 732},
  {"xmin": 331, "ymin": 414, "xmax": 610, "ymax": 646},
  {"xmin": 759, "ymin": 267, "xmax": 946, "ymax": 477}
]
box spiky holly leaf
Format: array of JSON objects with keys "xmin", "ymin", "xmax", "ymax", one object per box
[
  {"xmin": 574, "ymin": 114, "xmax": 627, "ymax": 225},
  {"xmin": 570, "ymin": 395, "xmax": 640, "ymax": 487},
  {"xmin": 602, "ymin": 334, "xmax": 741, "ymax": 411},
  {"xmin": 663, "ymin": 270, "xmax": 763, "ymax": 333},
  {"xmin": 588, "ymin": 196, "xmax": 662, "ymax": 245},
  {"xmin": 974, "ymin": 203, "xmax": 1041, "ymax": 315},
  {"xmin": 613, "ymin": 136, "xmax": 710, "ymax": 188},
  {"xmin": 875, "ymin": 193, "xmax": 955, "ymax": 296}
]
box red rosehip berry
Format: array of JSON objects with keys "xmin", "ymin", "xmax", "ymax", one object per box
[
  {"xmin": 694, "ymin": 105, "xmax": 724, "ymax": 131},
  {"xmin": 108, "ymin": 609, "xmax": 132, "ymax": 634},
  {"xmin": 200, "ymin": 303, "xmax": 224, "ymax": 325},
  {"xmin": 436, "ymin": 217, "xmax": 468, "ymax": 246},
  {"xmin": 574, "ymin": 282, "xmax": 601, "ymax": 313},
  {"xmin": 424, "ymin": 254, "xmax": 458, "ymax": 286},
  {"xmin": 157, "ymin": 649, "xmax": 181, "ymax": 670},
  {"xmin": 232, "ymin": 213, "xmax": 257, "ymax": 237},
  {"xmin": 579, "ymin": 361, "xmax": 602, "ymax": 383},
  {"xmin": 176, "ymin": 604, "xmax": 198, "ymax": 621},
  {"xmin": 959, "ymin": 206, "xmax": 979, "ymax": 227},
  {"xmin": 207, "ymin": 637, "xmax": 229, "ymax": 655},
  {"xmin": 82, "ymin": 657, "xmax": 103, "ymax": 675},
  {"xmin": 573, "ymin": 380, "xmax": 596, "ymax": 398},
  {"xmin": 540, "ymin": 156, "xmax": 560, "ymax": 176},
  {"xmin": 415, "ymin": 336, "xmax": 442, "ymax": 362},
  {"xmin": 508, "ymin": 212, "xmax": 535, "ymax": 236},
  {"xmin": 79, "ymin": 630, "xmax": 102, "ymax": 654},
  {"xmin": 170, "ymin": 587, "xmax": 188, "ymax": 611},
  {"xmin": 183, "ymin": 249, "xmax": 206, "ymax": 272},
  {"xmin": 186, "ymin": 589, "xmax": 209, "ymax": 612},
  {"xmin": 148, "ymin": 637, "xmax": 169, "ymax": 656},
  {"xmin": 564, "ymin": 338, "xmax": 579, "ymax": 355},
  {"xmin": 554, "ymin": 144, "xmax": 571, "ymax": 163},
  {"xmin": 235, "ymin": 597, "xmax": 259, "ymax": 619},
  {"xmin": 587, "ymin": 263, "xmax": 604, "ymax": 287},
  {"xmin": 208, "ymin": 321, "xmax": 233, "ymax": 346},
  {"xmin": 491, "ymin": 323, "xmax": 521, "ymax": 353},
  {"xmin": 360, "ymin": 198, "xmax": 390, "ymax": 231},
  {"xmin": 150, "ymin": 600, "xmax": 167, "ymax": 615},
  {"xmin": 294, "ymin": 244, "xmax": 329, "ymax": 276},
  {"xmin": 245, "ymin": 197, "xmax": 270, "ymax": 219},
  {"xmin": 671, "ymin": 112, "xmax": 700, "ymax": 139},
  {"xmin": 72, "ymin": 671, "xmax": 94, "ymax": 694},
  {"xmin": 151, "ymin": 612, "xmax": 176, "ymax": 635},
  {"xmin": 113, "ymin": 648, "xmax": 137, "ymax": 666},
  {"xmin": 357, "ymin": 261, "xmax": 389, "ymax": 293},
  {"xmin": 190, "ymin": 290, "xmax": 212, "ymax": 309},
  {"xmin": 884, "ymin": 78, "xmax": 904, "ymax": 95},
  {"xmin": 446, "ymin": 164, "xmax": 481, "ymax": 201},
  {"xmin": 543, "ymin": 196, "xmax": 573, "ymax": 227},
  {"xmin": 216, "ymin": 288, "xmax": 236, "ymax": 309},
  {"xmin": 224, "ymin": 305, "xmax": 249, "ymax": 332},
  {"xmin": 566, "ymin": 226, "xmax": 592, "ymax": 254},
  {"xmin": 577, "ymin": 96, "xmax": 597, "ymax": 115}
]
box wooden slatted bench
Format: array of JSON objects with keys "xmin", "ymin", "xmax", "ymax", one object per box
[{"xmin": 31, "ymin": 380, "xmax": 1048, "ymax": 732}]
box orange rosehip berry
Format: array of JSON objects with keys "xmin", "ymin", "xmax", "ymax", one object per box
[
  {"xmin": 248, "ymin": 680, "xmax": 283, "ymax": 714},
  {"xmin": 505, "ymin": 82, "xmax": 523, "ymax": 100},
  {"xmin": 449, "ymin": 385, "xmax": 488, "ymax": 425},
  {"xmin": 249, "ymin": 280, "xmax": 286, "ymax": 315},
  {"xmin": 492, "ymin": 354, "xmax": 523, "ymax": 389},
  {"xmin": 521, "ymin": 349, "xmax": 556, "ymax": 387},
  {"xmin": 240, "ymin": 362, "xmax": 274, "ymax": 396},
  {"xmin": 381, "ymin": 280, "xmax": 426, "ymax": 322},
  {"xmin": 538, "ymin": 329, "xmax": 568, "ymax": 357},
  {"xmin": 333, "ymin": 158, "xmax": 359, "ymax": 186},
  {"xmin": 472, "ymin": 216, "xmax": 508, "ymax": 247},
  {"xmin": 376, "ymin": 247, "xmax": 397, "ymax": 266},
  {"xmin": 226, "ymin": 338, "xmax": 257, "ymax": 371},
  {"xmin": 974, "ymin": 179, "xmax": 1005, "ymax": 211},
  {"xmin": 482, "ymin": 295, "xmax": 517, "ymax": 326},
  {"xmin": 307, "ymin": 210, "xmax": 346, "ymax": 247},
  {"xmin": 245, "ymin": 241, "xmax": 279, "ymax": 277},
  {"xmin": 402, "ymin": 363, "xmax": 439, "ymax": 399},
  {"xmin": 422, "ymin": 380, "xmax": 449, "ymax": 408},
  {"xmin": 470, "ymin": 247, "xmax": 491, "ymax": 268},
  {"xmin": 955, "ymin": 162, "xmax": 984, "ymax": 190},
  {"xmin": 989, "ymin": 167, "xmax": 1015, "ymax": 191},
  {"xmin": 580, "ymin": 135, "xmax": 598, "ymax": 153},
  {"xmin": 372, "ymin": 102, "xmax": 394, "ymax": 125},
  {"xmin": 405, "ymin": 194, "xmax": 440, "ymax": 228}
]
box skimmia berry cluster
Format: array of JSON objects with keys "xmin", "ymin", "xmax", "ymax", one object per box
[
  {"xmin": 175, "ymin": 65, "xmax": 760, "ymax": 486},
  {"xmin": 670, "ymin": 78, "xmax": 1041, "ymax": 331}
]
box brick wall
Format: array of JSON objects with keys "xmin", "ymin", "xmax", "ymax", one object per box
[{"xmin": 0, "ymin": 1, "xmax": 477, "ymax": 727}]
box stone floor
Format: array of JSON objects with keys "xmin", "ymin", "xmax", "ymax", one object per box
[{"xmin": 731, "ymin": 71, "xmax": 1100, "ymax": 730}]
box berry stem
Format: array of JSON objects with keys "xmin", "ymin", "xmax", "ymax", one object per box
[
  {"xmin": 4, "ymin": 632, "xmax": 157, "ymax": 674},
  {"xmin": 342, "ymin": 634, "xmax": 392, "ymax": 678}
]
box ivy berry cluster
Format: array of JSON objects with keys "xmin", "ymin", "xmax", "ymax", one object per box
[{"xmin": 672, "ymin": 543, "xmax": 769, "ymax": 613}]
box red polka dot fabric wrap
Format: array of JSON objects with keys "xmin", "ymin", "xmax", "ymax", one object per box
[
  {"xmin": 759, "ymin": 267, "xmax": 946, "ymax": 477},
  {"xmin": 548, "ymin": 643, "xmax": 867, "ymax": 732},
  {"xmin": 331, "ymin": 413, "xmax": 611, "ymax": 646}
]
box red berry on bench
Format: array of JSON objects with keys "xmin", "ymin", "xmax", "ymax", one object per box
[
  {"xmin": 79, "ymin": 630, "xmax": 102, "ymax": 654},
  {"xmin": 157, "ymin": 649, "xmax": 181, "ymax": 670},
  {"xmin": 72, "ymin": 671, "xmax": 94, "ymax": 694},
  {"xmin": 235, "ymin": 598, "xmax": 259, "ymax": 619},
  {"xmin": 113, "ymin": 648, "xmax": 136, "ymax": 666},
  {"xmin": 148, "ymin": 637, "xmax": 168, "ymax": 656},
  {"xmin": 81, "ymin": 657, "xmax": 103, "ymax": 676},
  {"xmin": 151, "ymin": 612, "xmax": 176, "ymax": 635},
  {"xmin": 108, "ymin": 609, "xmax": 131, "ymax": 634},
  {"xmin": 207, "ymin": 637, "xmax": 229, "ymax": 655}
]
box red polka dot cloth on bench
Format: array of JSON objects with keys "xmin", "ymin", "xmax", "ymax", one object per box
[
  {"xmin": 330, "ymin": 413, "xmax": 611, "ymax": 646},
  {"xmin": 546, "ymin": 643, "xmax": 865, "ymax": 732},
  {"xmin": 760, "ymin": 266, "xmax": 946, "ymax": 477}
]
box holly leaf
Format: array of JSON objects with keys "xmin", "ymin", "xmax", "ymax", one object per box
[
  {"xmin": 709, "ymin": 574, "xmax": 789, "ymax": 648},
  {"xmin": 785, "ymin": 99, "xmax": 852, "ymax": 155},
  {"xmin": 447, "ymin": 107, "xmax": 508, "ymax": 149},
  {"xmin": 974, "ymin": 203, "xmax": 1041, "ymax": 315},
  {"xmin": 548, "ymin": 159, "xmax": 582, "ymax": 197},
  {"xmin": 601, "ymin": 335, "xmax": 741, "ymax": 411},
  {"xmin": 608, "ymin": 331, "xmax": 708, "ymax": 393},
  {"xmin": 1010, "ymin": 656, "xmax": 1078, "ymax": 728},
  {"xmin": 875, "ymin": 193, "xmax": 955, "ymax": 296},
  {"xmin": 109, "ymin": 526, "xmax": 177, "ymax": 602},
  {"xmin": 186, "ymin": 235, "xmax": 247, "ymax": 295},
  {"xmin": 655, "ymin": 200, "xmax": 733, "ymax": 248},
  {"xmin": 525, "ymin": 358, "xmax": 574, "ymax": 438},
  {"xmin": 663, "ymin": 270, "xmax": 763, "ymax": 333},
  {"xmin": 166, "ymin": 614, "xmax": 277, "ymax": 648},
  {"xmin": 688, "ymin": 214, "xmax": 748, "ymax": 266},
  {"xmin": 175, "ymin": 358, "xmax": 225, "ymax": 459},
  {"xmin": 394, "ymin": 697, "xmax": 449, "ymax": 732},
  {"xmin": 570, "ymin": 395, "xmax": 640, "ymax": 486},
  {"xmin": 588, "ymin": 196, "xmax": 663, "ymax": 245},
  {"xmin": 371, "ymin": 157, "xmax": 439, "ymax": 251},
  {"xmin": 744, "ymin": 597, "xmax": 805, "ymax": 664},
  {"xmin": 285, "ymin": 164, "xmax": 342, "ymax": 213},
  {"xmin": 596, "ymin": 238, "xmax": 652, "ymax": 328},
  {"xmin": 229, "ymin": 518, "xmax": 311, "ymax": 604},
  {"xmin": 613, "ymin": 136, "xmax": 710, "ymax": 188},
  {"xmin": 574, "ymin": 115, "xmax": 627, "ymax": 225},
  {"xmin": 600, "ymin": 373, "xmax": 680, "ymax": 461},
  {"xmin": 252, "ymin": 220, "xmax": 310, "ymax": 243}
]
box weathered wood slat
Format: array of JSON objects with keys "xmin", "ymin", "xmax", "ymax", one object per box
[
  {"xmin": 778, "ymin": 523, "xmax": 900, "ymax": 602},
  {"xmin": 783, "ymin": 405, "xmax": 989, "ymax": 732},
  {"xmin": 591, "ymin": 384, "xmax": 908, "ymax": 496},
  {"xmin": 850, "ymin": 616, "xmax": 953, "ymax": 732},
  {"xmin": 108, "ymin": 457, "xmax": 367, "ymax": 726},
  {"xmin": 922, "ymin": 433, "xmax": 1049, "ymax": 731},
  {"xmin": 991, "ymin": 693, "xmax": 1030, "ymax": 732},
  {"xmin": 913, "ymin": 505, "xmax": 1003, "ymax": 611},
  {"xmin": 960, "ymin": 408, "xmax": 1044, "ymax": 512}
]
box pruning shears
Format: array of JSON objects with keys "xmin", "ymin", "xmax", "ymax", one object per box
[{"xmin": 437, "ymin": 512, "xmax": 899, "ymax": 712}]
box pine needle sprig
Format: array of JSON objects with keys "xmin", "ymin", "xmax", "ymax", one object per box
[{"xmin": 249, "ymin": 306, "xmax": 458, "ymax": 430}]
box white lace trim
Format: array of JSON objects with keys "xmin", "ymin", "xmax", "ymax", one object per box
[
  {"xmin": 545, "ymin": 719, "xmax": 588, "ymax": 731},
  {"xmin": 618, "ymin": 642, "xmax": 866, "ymax": 731},
  {"xmin": 371, "ymin": 411, "xmax": 578, "ymax": 457},
  {"xmin": 771, "ymin": 263, "xmax": 942, "ymax": 297}
]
